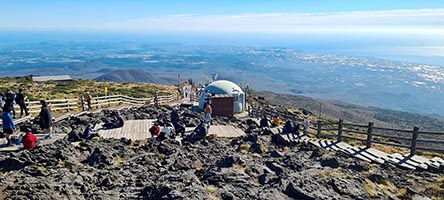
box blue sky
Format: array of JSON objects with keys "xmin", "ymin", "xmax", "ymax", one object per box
[{"xmin": 0, "ymin": 0, "xmax": 443, "ymax": 33}]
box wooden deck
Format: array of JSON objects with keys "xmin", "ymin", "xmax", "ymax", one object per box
[
  {"xmin": 0, "ymin": 134, "xmax": 66, "ymax": 152},
  {"xmin": 279, "ymin": 133, "xmax": 444, "ymax": 172},
  {"xmin": 208, "ymin": 125, "xmax": 246, "ymax": 138},
  {"xmin": 94, "ymin": 119, "xmax": 155, "ymax": 140}
]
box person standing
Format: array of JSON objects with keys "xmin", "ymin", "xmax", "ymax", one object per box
[
  {"xmin": 15, "ymin": 89, "xmax": 29, "ymax": 117},
  {"xmin": 4, "ymin": 89, "xmax": 16, "ymax": 118},
  {"xmin": 84, "ymin": 91, "xmax": 93, "ymax": 111},
  {"xmin": 154, "ymin": 93, "xmax": 159, "ymax": 107},
  {"xmin": 204, "ymin": 102, "xmax": 212, "ymax": 125},
  {"xmin": 2, "ymin": 108, "xmax": 16, "ymax": 145},
  {"xmin": 39, "ymin": 100, "xmax": 53, "ymax": 139}
]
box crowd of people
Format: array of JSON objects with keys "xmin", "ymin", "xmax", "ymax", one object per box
[
  {"xmin": 0, "ymin": 88, "xmax": 55, "ymax": 148},
  {"xmin": 259, "ymin": 114, "xmax": 310, "ymax": 136},
  {"xmin": 1, "ymin": 85, "xmax": 309, "ymax": 151}
]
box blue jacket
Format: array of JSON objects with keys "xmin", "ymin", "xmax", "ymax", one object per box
[{"xmin": 2, "ymin": 112, "xmax": 16, "ymax": 129}]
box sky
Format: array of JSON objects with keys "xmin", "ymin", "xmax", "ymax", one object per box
[{"xmin": 0, "ymin": 0, "xmax": 443, "ymax": 34}]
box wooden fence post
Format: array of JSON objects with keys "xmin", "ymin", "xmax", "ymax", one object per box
[
  {"xmin": 316, "ymin": 121, "xmax": 322, "ymax": 138},
  {"xmin": 337, "ymin": 119, "xmax": 344, "ymax": 142},
  {"xmin": 366, "ymin": 122, "xmax": 374, "ymax": 148},
  {"xmin": 410, "ymin": 126, "xmax": 420, "ymax": 156},
  {"xmin": 66, "ymin": 98, "xmax": 70, "ymax": 112},
  {"xmin": 80, "ymin": 96, "xmax": 85, "ymax": 111},
  {"xmin": 95, "ymin": 96, "xmax": 99, "ymax": 109}
]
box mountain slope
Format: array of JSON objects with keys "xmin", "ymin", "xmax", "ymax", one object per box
[
  {"xmin": 254, "ymin": 91, "xmax": 444, "ymax": 131},
  {"xmin": 94, "ymin": 69, "xmax": 176, "ymax": 85}
]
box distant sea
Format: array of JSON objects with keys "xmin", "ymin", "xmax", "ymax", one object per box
[{"xmin": 0, "ymin": 31, "xmax": 442, "ymax": 66}]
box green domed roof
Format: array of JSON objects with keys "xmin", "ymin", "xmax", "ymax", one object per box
[{"xmin": 205, "ymin": 80, "xmax": 244, "ymax": 94}]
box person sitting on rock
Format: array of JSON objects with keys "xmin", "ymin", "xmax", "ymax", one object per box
[
  {"xmin": 149, "ymin": 122, "xmax": 161, "ymax": 138},
  {"xmin": 157, "ymin": 124, "xmax": 175, "ymax": 141},
  {"xmin": 282, "ymin": 120, "xmax": 294, "ymax": 134},
  {"xmin": 83, "ymin": 125, "xmax": 100, "ymax": 140},
  {"xmin": 259, "ymin": 115, "xmax": 269, "ymax": 128},
  {"xmin": 293, "ymin": 123, "xmax": 300, "ymax": 135},
  {"xmin": 21, "ymin": 128, "xmax": 38, "ymax": 149},
  {"xmin": 194, "ymin": 120, "xmax": 208, "ymax": 138},
  {"xmin": 174, "ymin": 120, "xmax": 185, "ymax": 136},
  {"xmin": 272, "ymin": 115, "xmax": 281, "ymax": 127},
  {"xmin": 103, "ymin": 111, "xmax": 125, "ymax": 129},
  {"xmin": 170, "ymin": 108, "xmax": 180, "ymax": 125},
  {"xmin": 157, "ymin": 113, "xmax": 168, "ymax": 126}
]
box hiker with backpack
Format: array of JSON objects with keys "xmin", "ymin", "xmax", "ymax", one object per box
[
  {"xmin": 15, "ymin": 89, "xmax": 29, "ymax": 117},
  {"xmin": 84, "ymin": 91, "xmax": 93, "ymax": 111}
]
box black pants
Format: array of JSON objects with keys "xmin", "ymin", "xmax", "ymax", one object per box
[
  {"xmin": 19, "ymin": 103, "xmax": 29, "ymax": 116},
  {"xmin": 87, "ymin": 100, "xmax": 92, "ymax": 110}
]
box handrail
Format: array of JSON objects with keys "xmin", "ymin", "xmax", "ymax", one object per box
[{"xmin": 251, "ymin": 105, "xmax": 444, "ymax": 155}]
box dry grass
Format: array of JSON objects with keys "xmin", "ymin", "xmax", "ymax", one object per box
[
  {"xmin": 233, "ymin": 164, "xmax": 246, "ymax": 172},
  {"xmin": 206, "ymin": 186, "xmax": 218, "ymax": 193},
  {"xmin": 113, "ymin": 156, "xmax": 125, "ymax": 164},
  {"xmin": 194, "ymin": 160, "xmax": 203, "ymax": 170},
  {"xmin": 363, "ymin": 178, "xmax": 378, "ymax": 197},
  {"xmin": 0, "ymin": 77, "xmax": 178, "ymax": 101},
  {"xmin": 239, "ymin": 144, "xmax": 250, "ymax": 154},
  {"xmin": 317, "ymin": 168, "xmax": 355, "ymax": 180}
]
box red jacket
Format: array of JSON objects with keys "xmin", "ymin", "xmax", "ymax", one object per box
[{"xmin": 22, "ymin": 133, "xmax": 38, "ymax": 149}]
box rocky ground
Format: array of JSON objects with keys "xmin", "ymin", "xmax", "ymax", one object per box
[{"xmin": 0, "ymin": 100, "xmax": 442, "ymax": 199}]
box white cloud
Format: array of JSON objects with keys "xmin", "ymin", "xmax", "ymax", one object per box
[{"xmin": 96, "ymin": 9, "xmax": 444, "ymax": 33}]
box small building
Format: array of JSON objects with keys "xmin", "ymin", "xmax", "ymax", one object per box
[
  {"xmin": 32, "ymin": 75, "xmax": 73, "ymax": 82},
  {"xmin": 199, "ymin": 80, "xmax": 245, "ymax": 115}
]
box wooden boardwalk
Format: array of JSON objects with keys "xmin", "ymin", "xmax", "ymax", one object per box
[
  {"xmin": 279, "ymin": 133, "xmax": 444, "ymax": 172},
  {"xmin": 0, "ymin": 134, "xmax": 66, "ymax": 152},
  {"xmin": 94, "ymin": 119, "xmax": 154, "ymax": 140},
  {"xmin": 208, "ymin": 125, "xmax": 246, "ymax": 138}
]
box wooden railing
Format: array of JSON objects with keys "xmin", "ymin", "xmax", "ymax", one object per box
[
  {"xmin": 250, "ymin": 106, "xmax": 444, "ymax": 155},
  {"xmin": 13, "ymin": 93, "xmax": 177, "ymax": 114}
]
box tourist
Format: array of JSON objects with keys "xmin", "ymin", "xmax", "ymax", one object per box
[
  {"xmin": 103, "ymin": 111, "xmax": 124, "ymax": 129},
  {"xmin": 170, "ymin": 108, "xmax": 180, "ymax": 126},
  {"xmin": 259, "ymin": 115, "xmax": 269, "ymax": 128},
  {"xmin": 15, "ymin": 89, "xmax": 29, "ymax": 117},
  {"xmin": 194, "ymin": 120, "xmax": 208, "ymax": 138},
  {"xmin": 158, "ymin": 124, "xmax": 175, "ymax": 141},
  {"xmin": 204, "ymin": 102, "xmax": 212, "ymax": 125},
  {"xmin": 2, "ymin": 108, "xmax": 16, "ymax": 145},
  {"xmin": 40, "ymin": 100, "xmax": 53, "ymax": 139},
  {"xmin": 272, "ymin": 115, "xmax": 281, "ymax": 127},
  {"xmin": 84, "ymin": 91, "xmax": 93, "ymax": 111},
  {"xmin": 149, "ymin": 123, "xmax": 161, "ymax": 138},
  {"xmin": 154, "ymin": 92, "xmax": 159, "ymax": 107},
  {"xmin": 157, "ymin": 113, "xmax": 168, "ymax": 126},
  {"xmin": 21, "ymin": 128, "xmax": 38, "ymax": 149},
  {"xmin": 83, "ymin": 125, "xmax": 100, "ymax": 140},
  {"xmin": 282, "ymin": 120, "xmax": 293, "ymax": 134},
  {"xmin": 4, "ymin": 88, "xmax": 16, "ymax": 118}
]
